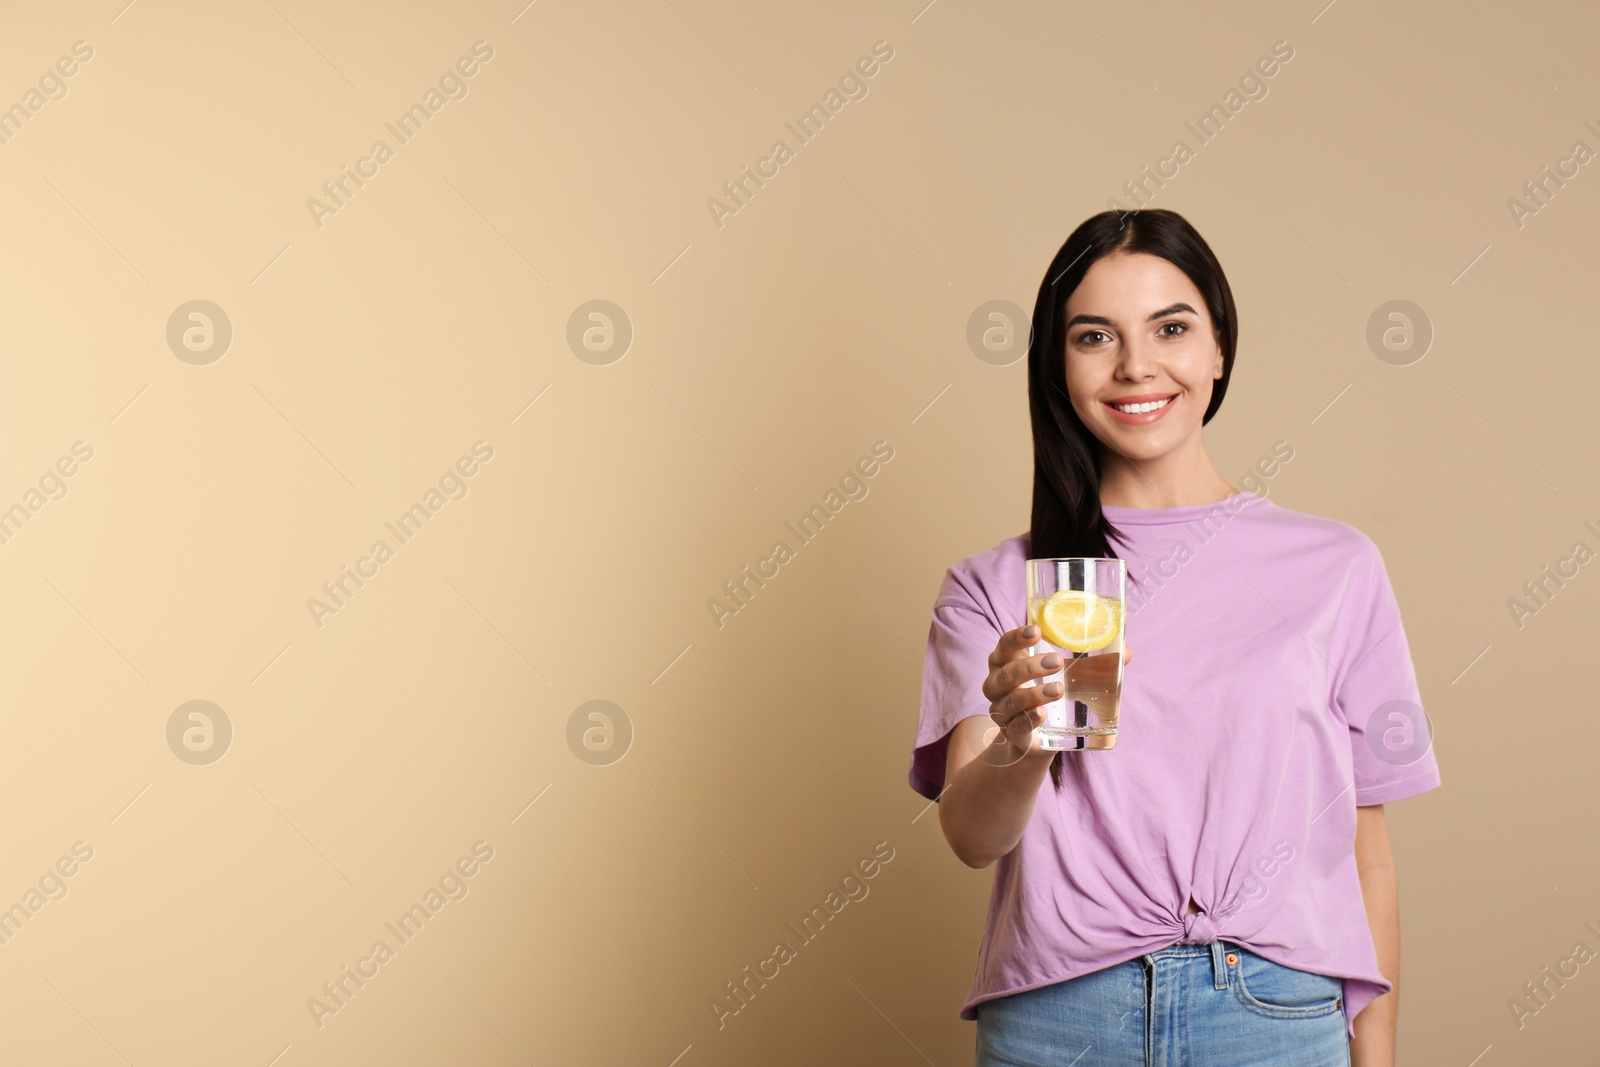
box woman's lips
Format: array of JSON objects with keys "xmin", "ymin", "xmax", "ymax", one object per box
[{"xmin": 1103, "ymin": 393, "xmax": 1177, "ymax": 425}]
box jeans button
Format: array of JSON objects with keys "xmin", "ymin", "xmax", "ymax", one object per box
[{"xmin": 1225, "ymin": 953, "xmax": 1238, "ymax": 965}]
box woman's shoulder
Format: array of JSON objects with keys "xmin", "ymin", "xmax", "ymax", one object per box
[
  {"xmin": 1245, "ymin": 494, "xmax": 1383, "ymax": 562},
  {"xmin": 947, "ymin": 531, "xmax": 1031, "ymax": 579},
  {"xmin": 934, "ymin": 533, "xmax": 1030, "ymax": 610}
]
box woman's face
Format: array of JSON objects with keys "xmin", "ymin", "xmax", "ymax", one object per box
[{"xmin": 1060, "ymin": 251, "xmax": 1224, "ymax": 464}]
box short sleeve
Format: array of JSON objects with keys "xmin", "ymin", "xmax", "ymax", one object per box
[
  {"xmin": 1334, "ymin": 540, "xmax": 1442, "ymax": 805},
  {"xmin": 908, "ymin": 568, "xmax": 1004, "ymax": 802}
]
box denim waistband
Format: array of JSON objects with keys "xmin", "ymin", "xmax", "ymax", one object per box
[{"xmin": 1142, "ymin": 938, "xmax": 1234, "ymax": 991}]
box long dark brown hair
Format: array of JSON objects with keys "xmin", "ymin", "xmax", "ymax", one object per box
[{"xmin": 1027, "ymin": 209, "xmax": 1239, "ymax": 790}]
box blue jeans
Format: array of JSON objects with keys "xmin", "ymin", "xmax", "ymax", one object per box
[{"xmin": 975, "ymin": 940, "xmax": 1350, "ymax": 1067}]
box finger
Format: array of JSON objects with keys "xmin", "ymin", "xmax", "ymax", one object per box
[
  {"xmin": 985, "ymin": 681, "xmax": 1049, "ymax": 729},
  {"xmin": 988, "ymin": 624, "xmax": 1039, "ymax": 671},
  {"xmin": 989, "ymin": 706, "xmax": 1036, "ymax": 755},
  {"xmin": 994, "ymin": 682, "xmax": 1059, "ymax": 748},
  {"xmin": 1000, "ymin": 648, "xmax": 1062, "ymax": 695},
  {"xmin": 983, "ymin": 647, "xmax": 1061, "ymax": 702},
  {"xmin": 998, "ymin": 676, "xmax": 1062, "ymax": 723},
  {"xmin": 1123, "ymin": 643, "xmax": 1133, "ymax": 666},
  {"xmin": 983, "ymin": 626, "xmax": 1045, "ymax": 698},
  {"xmin": 1006, "ymin": 707, "xmax": 1048, "ymax": 748}
]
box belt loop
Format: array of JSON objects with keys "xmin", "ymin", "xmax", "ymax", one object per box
[{"xmin": 1210, "ymin": 940, "xmax": 1228, "ymax": 990}]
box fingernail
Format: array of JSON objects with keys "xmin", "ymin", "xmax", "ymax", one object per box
[
  {"xmin": 1041, "ymin": 653, "xmax": 1060, "ymax": 670},
  {"xmin": 1044, "ymin": 682, "xmax": 1062, "ymax": 696},
  {"xmin": 1022, "ymin": 625, "xmax": 1036, "ymax": 639}
]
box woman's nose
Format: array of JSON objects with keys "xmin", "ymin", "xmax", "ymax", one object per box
[{"xmin": 1116, "ymin": 336, "xmax": 1156, "ymax": 377}]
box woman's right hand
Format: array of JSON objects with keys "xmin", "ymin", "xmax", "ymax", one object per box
[
  {"xmin": 979, "ymin": 625, "xmax": 1133, "ymax": 764},
  {"xmin": 938, "ymin": 627, "xmax": 1134, "ymax": 867}
]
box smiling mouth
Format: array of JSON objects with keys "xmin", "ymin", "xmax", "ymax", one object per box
[{"xmin": 1106, "ymin": 394, "xmax": 1176, "ymax": 414}]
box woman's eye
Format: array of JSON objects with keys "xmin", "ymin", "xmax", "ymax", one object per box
[
  {"xmin": 1159, "ymin": 321, "xmax": 1188, "ymax": 338},
  {"xmin": 1079, "ymin": 330, "xmax": 1109, "ymax": 346}
]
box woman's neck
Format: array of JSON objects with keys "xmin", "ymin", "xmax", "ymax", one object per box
[{"xmin": 1097, "ymin": 449, "xmax": 1236, "ymax": 509}]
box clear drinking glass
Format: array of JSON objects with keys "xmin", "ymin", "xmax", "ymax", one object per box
[{"xmin": 1024, "ymin": 557, "xmax": 1126, "ymax": 750}]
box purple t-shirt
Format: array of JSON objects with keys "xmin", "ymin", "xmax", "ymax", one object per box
[{"xmin": 909, "ymin": 492, "xmax": 1441, "ymax": 1039}]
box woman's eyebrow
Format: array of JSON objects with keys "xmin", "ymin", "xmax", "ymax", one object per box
[{"xmin": 1065, "ymin": 302, "xmax": 1199, "ymax": 328}]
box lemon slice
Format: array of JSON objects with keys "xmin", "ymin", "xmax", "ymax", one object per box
[{"xmin": 1034, "ymin": 590, "xmax": 1121, "ymax": 653}]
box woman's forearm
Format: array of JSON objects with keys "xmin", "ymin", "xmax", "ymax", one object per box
[
  {"xmin": 939, "ymin": 737, "xmax": 1055, "ymax": 868},
  {"xmin": 1351, "ymin": 855, "xmax": 1400, "ymax": 1066}
]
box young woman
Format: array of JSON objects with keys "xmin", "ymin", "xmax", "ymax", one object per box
[{"xmin": 909, "ymin": 209, "xmax": 1439, "ymax": 1067}]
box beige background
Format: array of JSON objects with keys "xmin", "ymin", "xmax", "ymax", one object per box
[{"xmin": 0, "ymin": 0, "xmax": 1594, "ymax": 1063}]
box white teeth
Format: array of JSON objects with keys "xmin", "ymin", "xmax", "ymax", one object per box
[{"xmin": 1112, "ymin": 396, "xmax": 1174, "ymax": 414}]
